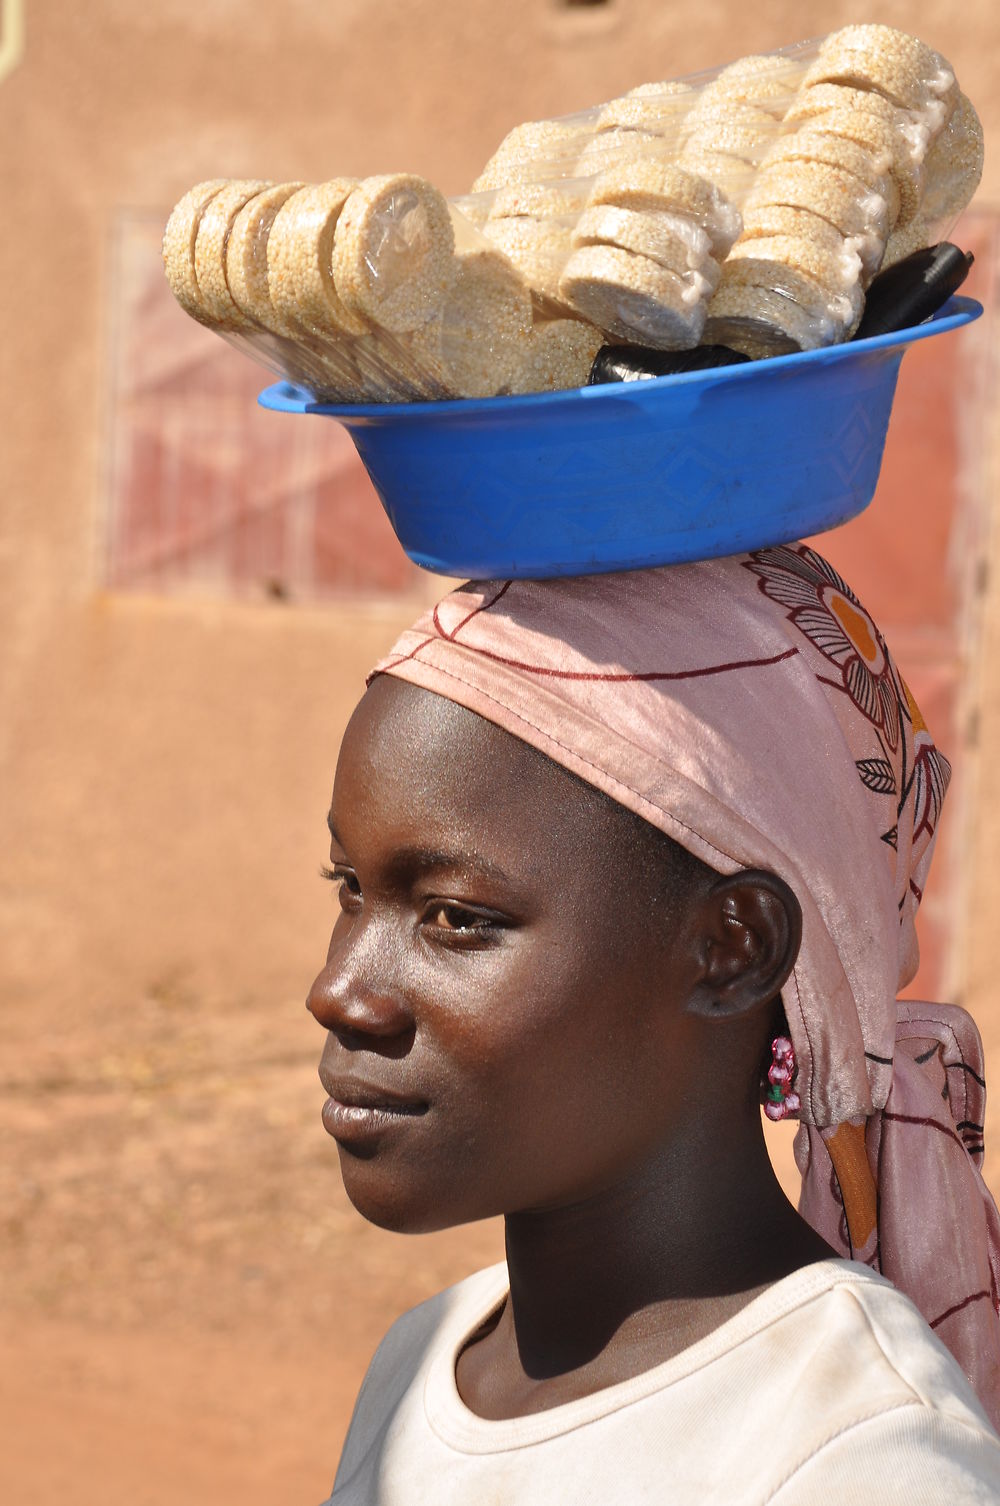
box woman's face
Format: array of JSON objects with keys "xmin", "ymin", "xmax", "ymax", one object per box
[{"xmin": 306, "ymin": 676, "xmax": 711, "ymax": 1233}]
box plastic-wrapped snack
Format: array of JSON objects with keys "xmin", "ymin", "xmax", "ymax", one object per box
[
  {"xmin": 785, "ymin": 78, "xmax": 928, "ymax": 135},
  {"xmin": 265, "ymin": 179, "xmax": 376, "ymax": 401},
  {"xmin": 217, "ymin": 179, "xmax": 355, "ymax": 398},
  {"xmin": 193, "ymin": 179, "xmax": 273, "ymax": 327},
  {"xmin": 784, "ymin": 87, "xmax": 928, "ymax": 228},
  {"xmin": 557, "ymin": 160, "xmax": 740, "ymax": 345},
  {"xmin": 674, "ymin": 64, "xmax": 789, "ymax": 201},
  {"xmin": 162, "ymin": 176, "xmax": 330, "ymax": 395},
  {"xmin": 681, "ymin": 118, "xmax": 776, "ymax": 169},
  {"xmin": 352, "ymin": 329, "xmax": 454, "ymax": 403},
  {"xmin": 226, "ymin": 182, "xmax": 307, "ymax": 329},
  {"xmin": 699, "ymin": 26, "xmax": 975, "ymax": 356},
  {"xmin": 738, "ymin": 202, "xmax": 850, "ymax": 252},
  {"xmin": 449, "ymin": 193, "xmax": 492, "ymax": 230},
  {"xmin": 673, "ymin": 149, "xmax": 757, "ymax": 205},
  {"xmin": 572, "ymin": 205, "xmax": 721, "ymax": 291},
  {"xmin": 725, "ymin": 236, "xmax": 864, "ymax": 327},
  {"xmin": 802, "ymin": 24, "xmax": 957, "ymax": 130},
  {"xmin": 574, "ymin": 127, "xmax": 670, "ymax": 177},
  {"xmin": 685, "ymin": 53, "xmax": 807, "ymax": 121},
  {"xmin": 731, "ymin": 162, "xmax": 888, "ymax": 332},
  {"xmin": 704, "ymin": 274, "xmax": 849, "ymax": 354},
  {"xmin": 733, "ymin": 202, "xmax": 882, "ymax": 300},
  {"xmin": 559, "ymin": 244, "xmax": 708, "ymax": 349},
  {"xmin": 176, "ymin": 178, "xmax": 351, "ymax": 396},
  {"xmin": 594, "ymin": 80, "xmax": 694, "ymax": 134},
  {"xmin": 744, "ymin": 160, "xmax": 893, "ymax": 243},
  {"xmin": 258, "ymin": 180, "xmax": 448, "ymax": 402},
  {"xmin": 676, "ymin": 55, "xmax": 802, "ymax": 189},
  {"xmin": 760, "ymin": 132, "xmax": 898, "ymax": 219},
  {"xmin": 163, "ymin": 24, "xmax": 982, "ymax": 396},
  {"xmin": 268, "ymin": 181, "xmax": 369, "ymax": 337},
  {"xmin": 163, "ymin": 179, "xmax": 230, "ymax": 323},
  {"xmin": 473, "ymin": 121, "xmax": 589, "ymax": 192},
  {"xmin": 718, "ymin": 118, "xmax": 885, "ymax": 350},
  {"xmin": 509, "ymin": 318, "xmax": 605, "ymax": 393},
  {"xmin": 883, "ymin": 92, "xmax": 984, "ymax": 267},
  {"xmin": 464, "ymin": 27, "xmax": 968, "ymax": 362},
  {"xmin": 409, "ymin": 246, "xmax": 533, "ymax": 397},
  {"xmin": 489, "ymin": 184, "xmax": 588, "ymax": 219},
  {"xmin": 482, "ymin": 217, "xmax": 574, "ymax": 311},
  {"xmin": 918, "ymin": 91, "xmax": 984, "ymax": 224},
  {"xmin": 332, "ymin": 174, "xmax": 456, "ymax": 333},
  {"xmin": 586, "ymin": 160, "xmax": 742, "ymax": 256},
  {"xmin": 573, "ymin": 82, "xmax": 693, "ymax": 176},
  {"xmin": 482, "ymin": 183, "xmax": 587, "ymax": 312}
]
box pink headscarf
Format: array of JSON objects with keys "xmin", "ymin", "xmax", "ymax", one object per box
[{"xmin": 372, "ymin": 543, "xmax": 1000, "ymax": 1427}]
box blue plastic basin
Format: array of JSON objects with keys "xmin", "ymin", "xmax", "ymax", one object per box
[{"xmin": 259, "ymin": 296, "xmax": 982, "ymax": 579}]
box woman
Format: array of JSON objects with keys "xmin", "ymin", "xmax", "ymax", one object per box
[{"xmin": 308, "ymin": 543, "xmax": 1000, "ymax": 1502}]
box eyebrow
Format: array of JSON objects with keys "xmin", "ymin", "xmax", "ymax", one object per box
[
  {"xmin": 326, "ymin": 816, "xmax": 514, "ymax": 888},
  {"xmin": 396, "ymin": 847, "xmax": 515, "ymax": 887}
]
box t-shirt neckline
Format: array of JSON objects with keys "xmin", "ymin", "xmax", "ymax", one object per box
[{"xmin": 424, "ymin": 1257, "xmax": 887, "ymax": 1454}]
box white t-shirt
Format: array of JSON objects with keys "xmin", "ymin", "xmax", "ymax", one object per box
[{"xmin": 326, "ymin": 1259, "xmax": 1000, "ymax": 1504}]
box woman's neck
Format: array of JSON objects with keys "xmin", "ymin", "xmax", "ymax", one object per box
[{"xmin": 456, "ymin": 1111, "xmax": 833, "ymax": 1419}]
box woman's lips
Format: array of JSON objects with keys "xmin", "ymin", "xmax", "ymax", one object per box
[{"xmin": 319, "ymin": 1073, "xmax": 428, "ymax": 1143}]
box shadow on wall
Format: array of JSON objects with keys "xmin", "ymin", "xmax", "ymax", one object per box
[{"xmin": 105, "ymin": 214, "xmax": 420, "ymax": 602}]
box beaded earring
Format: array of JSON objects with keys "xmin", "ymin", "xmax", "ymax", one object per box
[{"xmin": 763, "ymin": 1035, "xmax": 801, "ymax": 1121}]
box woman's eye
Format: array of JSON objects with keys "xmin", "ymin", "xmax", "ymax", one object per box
[
  {"xmin": 321, "ymin": 864, "xmax": 361, "ymax": 908},
  {"xmin": 425, "ymin": 903, "xmax": 497, "ymax": 935}
]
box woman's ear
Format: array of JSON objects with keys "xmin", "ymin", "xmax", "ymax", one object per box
[{"xmin": 689, "ymin": 869, "xmax": 802, "ymax": 1021}]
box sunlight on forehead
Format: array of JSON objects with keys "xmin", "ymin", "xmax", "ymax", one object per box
[
  {"xmin": 326, "ymin": 676, "xmax": 611, "ymax": 893},
  {"xmin": 385, "ymin": 845, "xmax": 516, "ymax": 887},
  {"xmin": 327, "ymin": 802, "xmax": 515, "ymax": 888}
]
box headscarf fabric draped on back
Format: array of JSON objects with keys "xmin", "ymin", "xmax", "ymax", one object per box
[{"xmin": 372, "ymin": 544, "xmax": 1000, "ymax": 1427}]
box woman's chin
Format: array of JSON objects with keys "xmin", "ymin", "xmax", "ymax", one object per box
[{"xmin": 337, "ymin": 1151, "xmax": 470, "ymax": 1235}]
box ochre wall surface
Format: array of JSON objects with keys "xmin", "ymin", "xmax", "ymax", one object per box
[{"xmin": 2, "ymin": 4, "xmax": 999, "ymax": 1503}]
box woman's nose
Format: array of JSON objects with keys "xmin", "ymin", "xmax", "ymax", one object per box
[{"xmin": 306, "ymin": 954, "xmax": 414, "ymax": 1046}]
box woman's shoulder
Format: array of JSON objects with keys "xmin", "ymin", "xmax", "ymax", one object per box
[
  {"xmin": 732, "ymin": 1259, "xmax": 1000, "ymax": 1501},
  {"xmin": 779, "ymin": 1259, "xmax": 993, "ymax": 1421},
  {"xmin": 767, "ymin": 1403, "xmax": 1000, "ymax": 1504}
]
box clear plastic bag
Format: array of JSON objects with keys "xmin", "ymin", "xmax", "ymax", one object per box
[{"xmin": 163, "ymin": 24, "xmax": 983, "ymax": 399}]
